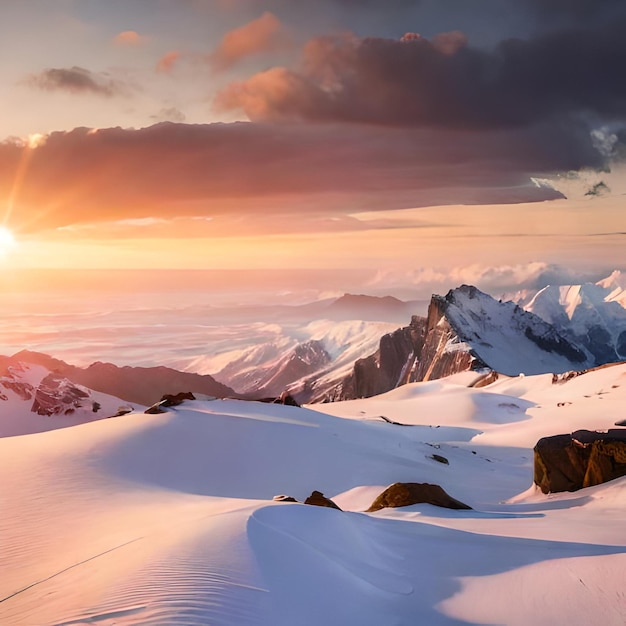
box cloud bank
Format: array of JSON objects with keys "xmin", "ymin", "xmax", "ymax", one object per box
[
  {"xmin": 0, "ymin": 121, "xmax": 572, "ymax": 232},
  {"xmin": 216, "ymin": 22, "xmax": 626, "ymax": 131}
]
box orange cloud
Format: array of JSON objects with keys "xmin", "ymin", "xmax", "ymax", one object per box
[
  {"xmin": 209, "ymin": 12, "xmax": 291, "ymax": 72},
  {"xmin": 157, "ymin": 50, "xmax": 181, "ymax": 73},
  {"xmin": 0, "ymin": 122, "xmax": 568, "ymax": 235},
  {"xmin": 113, "ymin": 30, "xmax": 147, "ymax": 46}
]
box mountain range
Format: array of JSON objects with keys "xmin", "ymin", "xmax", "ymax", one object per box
[{"xmin": 2, "ymin": 273, "xmax": 625, "ymax": 423}]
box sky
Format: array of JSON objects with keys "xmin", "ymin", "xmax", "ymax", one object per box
[{"xmin": 0, "ymin": 0, "xmax": 625, "ymax": 296}]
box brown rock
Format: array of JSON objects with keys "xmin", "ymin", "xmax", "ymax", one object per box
[
  {"xmin": 145, "ymin": 391, "xmax": 196, "ymax": 414},
  {"xmin": 366, "ymin": 482, "xmax": 471, "ymax": 512},
  {"xmin": 304, "ymin": 490, "xmax": 342, "ymax": 510},
  {"xmin": 534, "ymin": 429, "xmax": 626, "ymax": 493}
]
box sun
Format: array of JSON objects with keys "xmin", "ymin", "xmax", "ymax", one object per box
[{"xmin": 0, "ymin": 226, "xmax": 16, "ymax": 254}]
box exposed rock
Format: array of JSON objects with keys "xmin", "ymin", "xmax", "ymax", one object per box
[
  {"xmin": 274, "ymin": 392, "xmax": 300, "ymax": 407},
  {"xmin": 31, "ymin": 374, "xmax": 90, "ymax": 416},
  {"xmin": 304, "ymin": 490, "xmax": 342, "ymax": 510},
  {"xmin": 0, "ymin": 363, "xmax": 36, "ymax": 401},
  {"xmin": 273, "ymin": 494, "xmax": 299, "ymax": 503},
  {"xmin": 534, "ymin": 429, "xmax": 626, "ymax": 493},
  {"xmin": 430, "ymin": 454, "xmax": 449, "ymax": 465},
  {"xmin": 1, "ymin": 378, "xmax": 35, "ymax": 401},
  {"xmin": 413, "ymin": 298, "xmax": 480, "ymax": 382},
  {"xmin": 145, "ymin": 391, "xmax": 196, "ymax": 414},
  {"xmin": 366, "ymin": 482, "xmax": 471, "ymax": 512},
  {"xmin": 339, "ymin": 316, "xmax": 426, "ymax": 400},
  {"xmin": 470, "ymin": 370, "xmax": 499, "ymax": 388}
]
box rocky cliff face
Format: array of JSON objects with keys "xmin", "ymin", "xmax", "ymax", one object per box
[
  {"xmin": 412, "ymin": 295, "xmax": 480, "ymax": 383},
  {"xmin": 337, "ymin": 316, "xmax": 427, "ymax": 400}
]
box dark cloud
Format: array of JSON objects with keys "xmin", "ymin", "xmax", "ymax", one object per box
[
  {"xmin": 27, "ymin": 66, "xmax": 127, "ymax": 97},
  {"xmin": 215, "ymin": 19, "xmax": 626, "ymax": 134},
  {"xmin": 524, "ymin": 0, "xmax": 626, "ymax": 22},
  {"xmin": 0, "ymin": 121, "xmax": 574, "ymax": 232}
]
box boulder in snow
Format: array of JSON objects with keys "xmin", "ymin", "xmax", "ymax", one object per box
[
  {"xmin": 534, "ymin": 429, "xmax": 626, "ymax": 493},
  {"xmin": 366, "ymin": 482, "xmax": 471, "ymax": 511}
]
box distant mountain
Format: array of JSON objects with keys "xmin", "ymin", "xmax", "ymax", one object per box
[
  {"xmin": 212, "ymin": 320, "xmax": 399, "ymax": 402},
  {"xmin": 231, "ymin": 340, "xmax": 332, "ymax": 399},
  {"xmin": 323, "ymin": 294, "xmax": 424, "ymax": 323},
  {"xmin": 524, "ymin": 272, "xmax": 626, "ymax": 364},
  {"xmin": 1, "ymin": 351, "xmax": 235, "ymax": 407}
]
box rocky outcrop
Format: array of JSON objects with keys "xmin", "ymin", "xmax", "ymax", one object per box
[
  {"xmin": 145, "ymin": 391, "xmax": 196, "ymax": 414},
  {"xmin": 304, "ymin": 490, "xmax": 342, "ymax": 510},
  {"xmin": 534, "ymin": 429, "xmax": 626, "ymax": 493},
  {"xmin": 366, "ymin": 482, "xmax": 471, "ymax": 511},
  {"xmin": 31, "ymin": 374, "xmax": 90, "ymax": 416}
]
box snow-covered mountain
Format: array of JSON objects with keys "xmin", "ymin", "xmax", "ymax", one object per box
[
  {"xmin": 335, "ymin": 285, "xmax": 591, "ymax": 401},
  {"xmin": 0, "ymin": 360, "xmax": 134, "ymax": 437},
  {"xmin": 524, "ymin": 271, "xmax": 626, "ymax": 364},
  {"xmin": 211, "ymin": 319, "xmax": 400, "ymax": 402},
  {"xmin": 439, "ymin": 285, "xmax": 590, "ymax": 375}
]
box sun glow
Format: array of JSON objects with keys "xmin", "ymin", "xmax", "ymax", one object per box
[{"xmin": 0, "ymin": 226, "xmax": 16, "ymax": 255}]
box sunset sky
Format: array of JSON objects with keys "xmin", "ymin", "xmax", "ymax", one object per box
[{"xmin": 1, "ymin": 0, "xmax": 625, "ymax": 294}]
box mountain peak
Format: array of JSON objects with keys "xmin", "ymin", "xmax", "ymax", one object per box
[{"xmin": 596, "ymin": 270, "xmax": 623, "ymax": 290}]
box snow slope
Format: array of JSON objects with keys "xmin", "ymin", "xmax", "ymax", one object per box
[{"xmin": 3, "ymin": 363, "xmax": 626, "ymax": 624}]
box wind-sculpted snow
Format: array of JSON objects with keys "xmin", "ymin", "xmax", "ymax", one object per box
[
  {"xmin": 3, "ymin": 364, "xmax": 626, "ymax": 624},
  {"xmin": 0, "ymin": 365, "xmax": 626, "ymax": 626}
]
